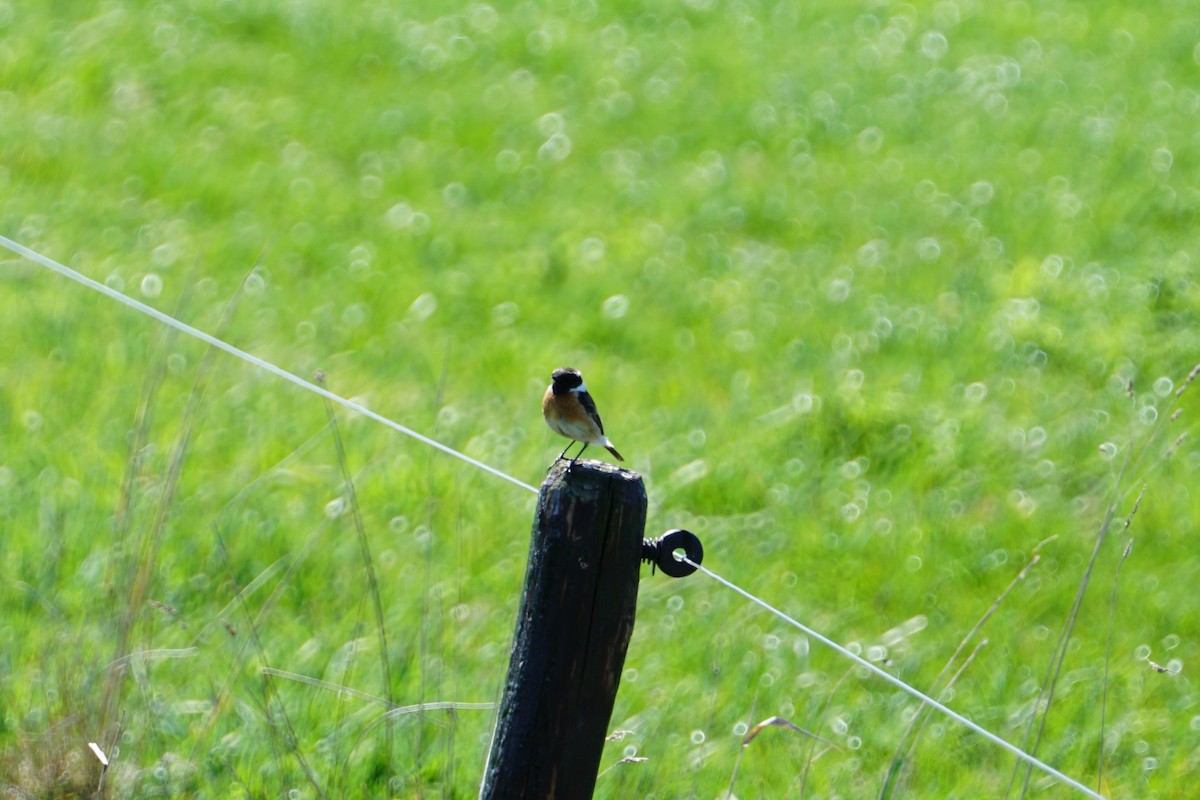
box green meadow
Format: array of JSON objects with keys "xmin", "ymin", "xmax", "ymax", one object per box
[{"xmin": 3, "ymin": 0, "xmax": 1200, "ymax": 796}]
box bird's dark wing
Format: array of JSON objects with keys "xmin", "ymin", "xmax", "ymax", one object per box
[{"xmin": 578, "ymin": 391, "xmax": 605, "ymax": 435}]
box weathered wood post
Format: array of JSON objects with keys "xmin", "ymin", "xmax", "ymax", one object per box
[{"xmin": 480, "ymin": 459, "xmax": 646, "ymax": 799}]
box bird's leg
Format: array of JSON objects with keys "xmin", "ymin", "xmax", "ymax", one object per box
[
  {"xmin": 548, "ymin": 441, "xmax": 578, "ymax": 472},
  {"xmin": 567, "ymin": 443, "xmax": 589, "ymax": 471}
]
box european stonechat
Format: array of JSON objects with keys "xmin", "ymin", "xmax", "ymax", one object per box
[{"xmin": 542, "ymin": 367, "xmax": 624, "ymax": 465}]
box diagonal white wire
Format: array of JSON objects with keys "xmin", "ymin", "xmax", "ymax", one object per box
[
  {"xmin": 677, "ymin": 554, "xmax": 1106, "ymax": 799},
  {"xmin": 6, "ymin": 234, "xmax": 1103, "ymax": 798},
  {"xmin": 0, "ymin": 234, "xmax": 539, "ymax": 495}
]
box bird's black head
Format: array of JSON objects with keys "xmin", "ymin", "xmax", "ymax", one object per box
[{"xmin": 550, "ymin": 367, "xmax": 583, "ymax": 394}]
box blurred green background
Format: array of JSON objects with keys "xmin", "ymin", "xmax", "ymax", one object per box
[{"xmin": 2, "ymin": 0, "xmax": 1199, "ymax": 797}]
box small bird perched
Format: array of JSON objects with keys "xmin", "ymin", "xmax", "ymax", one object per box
[{"xmin": 542, "ymin": 367, "xmax": 624, "ymax": 466}]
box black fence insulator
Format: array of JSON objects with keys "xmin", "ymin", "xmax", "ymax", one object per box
[{"xmin": 641, "ymin": 528, "xmax": 704, "ymax": 577}]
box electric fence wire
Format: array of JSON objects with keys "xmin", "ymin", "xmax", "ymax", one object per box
[
  {"xmin": 677, "ymin": 555, "xmax": 1105, "ymax": 800},
  {"xmin": 2, "ymin": 235, "xmax": 1104, "ymax": 798},
  {"xmin": 0, "ymin": 234, "xmax": 538, "ymax": 495}
]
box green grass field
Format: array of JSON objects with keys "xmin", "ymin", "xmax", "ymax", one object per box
[{"xmin": 3, "ymin": 1, "xmax": 1200, "ymax": 797}]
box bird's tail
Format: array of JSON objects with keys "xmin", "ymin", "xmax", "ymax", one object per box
[{"xmin": 605, "ymin": 441, "xmax": 624, "ymax": 461}]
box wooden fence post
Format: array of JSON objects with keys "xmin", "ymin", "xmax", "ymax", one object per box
[{"xmin": 479, "ymin": 459, "xmax": 647, "ymax": 799}]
